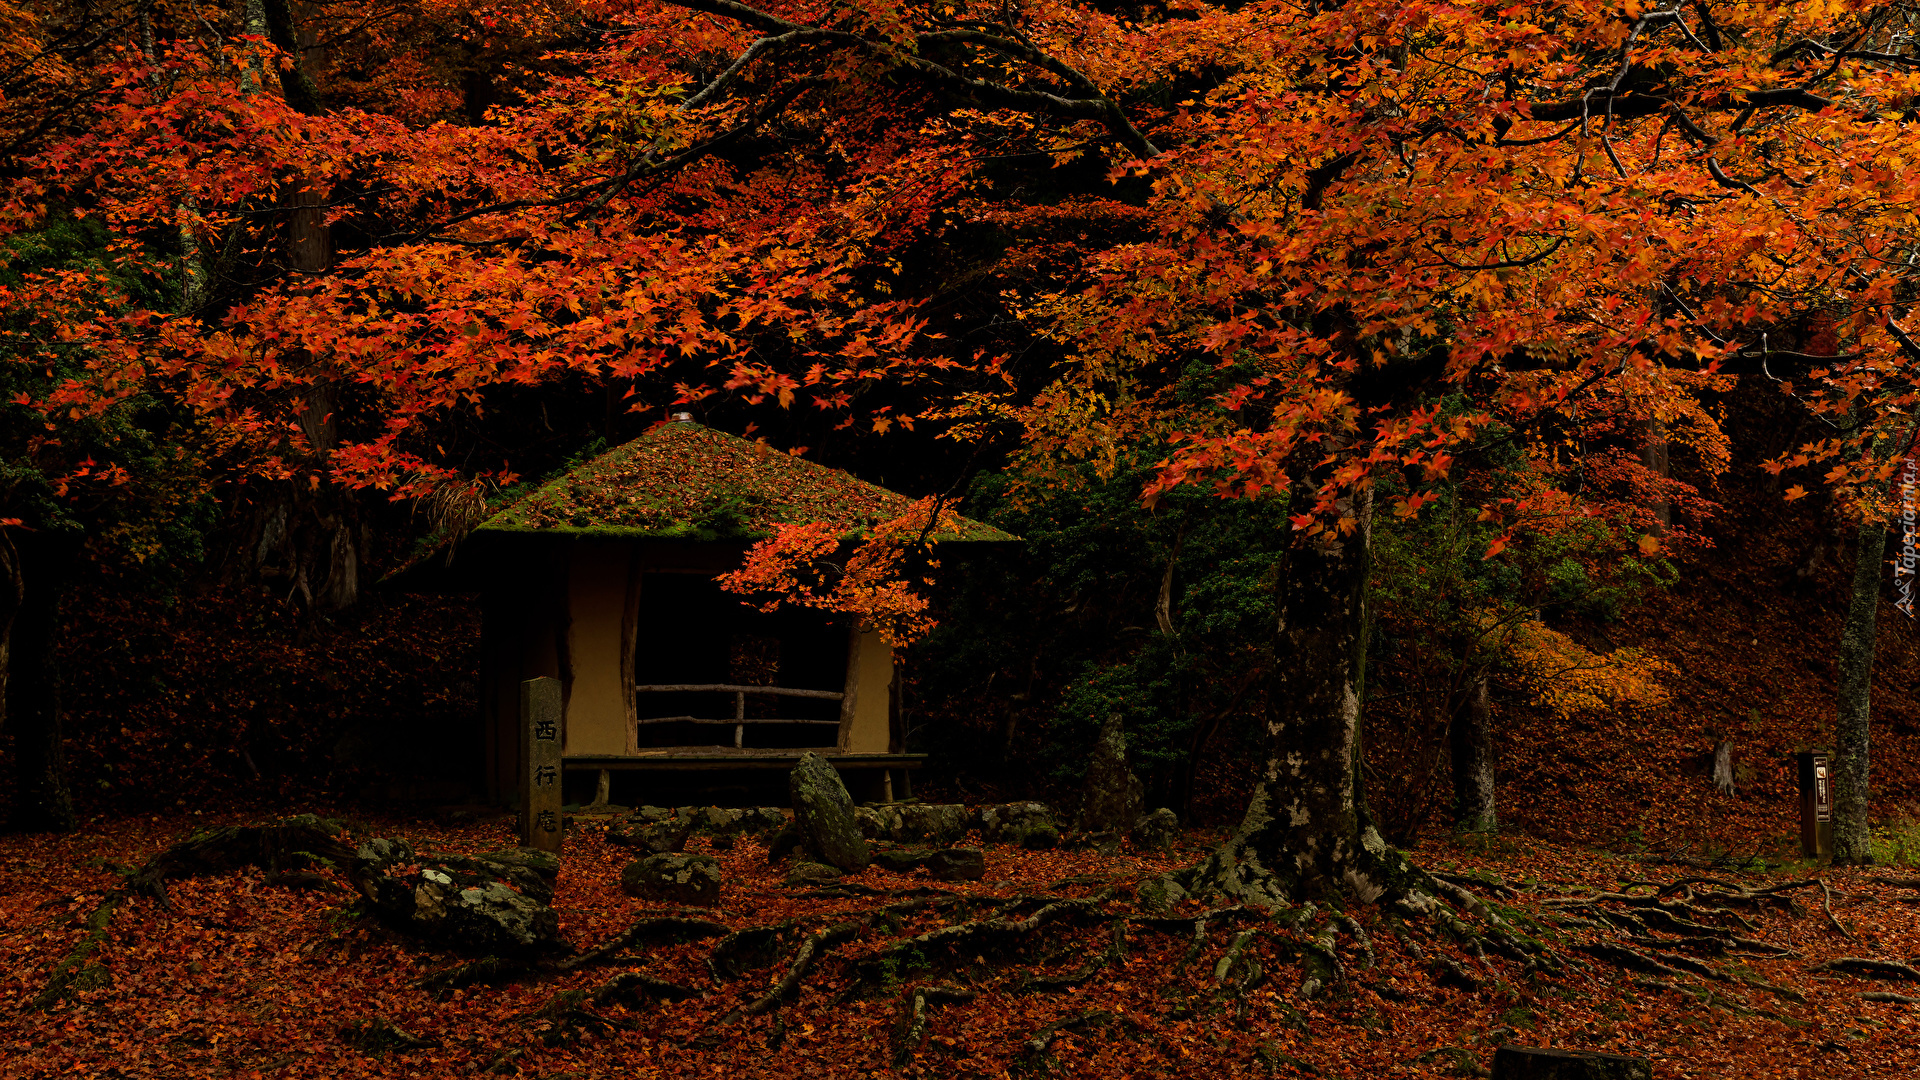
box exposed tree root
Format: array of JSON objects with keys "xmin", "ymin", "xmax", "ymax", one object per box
[
  {"xmin": 1332, "ymin": 914, "xmax": 1375, "ymax": 971},
  {"xmin": 1576, "ymin": 942, "xmax": 1711, "ymax": 981},
  {"xmin": 745, "ymin": 923, "xmax": 859, "ymax": 1015},
  {"xmin": 519, "ymin": 987, "xmax": 624, "ymax": 1046},
  {"xmin": 1866, "ymin": 876, "xmax": 1920, "ymax": 890},
  {"xmin": 556, "ymin": 916, "xmax": 730, "ymax": 972},
  {"xmin": 263, "ymin": 870, "xmax": 342, "ymax": 892},
  {"xmin": 413, "ymin": 956, "xmax": 535, "ymax": 994},
  {"xmin": 1296, "ymin": 923, "xmax": 1340, "ymax": 1000},
  {"xmin": 519, "ymin": 972, "xmax": 695, "ymax": 1048},
  {"xmin": 1732, "ymin": 973, "xmax": 1807, "ymax": 1005},
  {"xmin": 590, "ymin": 971, "xmax": 700, "ymax": 1006},
  {"xmin": 1214, "ymin": 928, "xmax": 1260, "ymax": 986},
  {"xmin": 1430, "ymin": 871, "xmax": 1515, "ymax": 898},
  {"xmin": 1812, "ymin": 958, "xmax": 1920, "ymax": 981},
  {"xmin": 708, "ymin": 921, "xmax": 799, "ymax": 980},
  {"xmin": 1430, "ymin": 955, "xmax": 1480, "ymax": 992},
  {"xmin": 1862, "ymin": 991, "xmax": 1920, "ymax": 1004},
  {"xmin": 29, "ymin": 894, "xmax": 118, "ymax": 1010},
  {"xmin": 339, "ymin": 1016, "xmax": 435, "ymax": 1055},
  {"xmin": 482, "ymin": 1047, "xmax": 524, "ymax": 1074},
  {"xmin": 32, "ymin": 817, "xmax": 366, "ymax": 1009},
  {"xmin": 1016, "ymin": 1009, "xmax": 1114, "ymax": 1072},
  {"xmin": 1130, "ymin": 905, "xmax": 1256, "ymax": 975},
  {"xmin": 1019, "ymin": 918, "xmax": 1126, "ymax": 992},
  {"xmin": 852, "ymin": 889, "xmax": 1116, "ymax": 989},
  {"xmin": 122, "ymin": 815, "xmax": 364, "ymax": 909},
  {"xmin": 1819, "ymin": 880, "xmax": 1855, "ymax": 940},
  {"xmin": 892, "ymin": 984, "xmax": 976, "ymax": 1067}
]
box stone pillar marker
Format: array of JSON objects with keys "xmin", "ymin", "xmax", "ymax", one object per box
[{"xmin": 520, "ymin": 677, "xmax": 564, "ymax": 853}]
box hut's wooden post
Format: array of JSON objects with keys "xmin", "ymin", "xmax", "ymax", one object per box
[{"xmin": 837, "ymin": 622, "xmax": 862, "ymax": 752}]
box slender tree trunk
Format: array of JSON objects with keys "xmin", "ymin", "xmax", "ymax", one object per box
[
  {"xmin": 1833, "ymin": 518, "xmax": 1886, "ymax": 864},
  {"xmin": 1450, "ymin": 671, "xmax": 1496, "ymax": 834},
  {"xmin": 8, "ymin": 536, "xmax": 72, "ymax": 832},
  {"xmin": 0, "ymin": 532, "xmax": 23, "ymax": 823},
  {"xmin": 1192, "ymin": 487, "xmax": 1428, "ymax": 908},
  {"xmin": 1643, "ymin": 418, "xmax": 1670, "ymax": 534}
]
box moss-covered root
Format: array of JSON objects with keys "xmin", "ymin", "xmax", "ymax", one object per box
[
  {"xmin": 29, "ymin": 894, "xmax": 118, "ymax": 1010},
  {"xmin": 892, "ymin": 984, "xmax": 976, "ymax": 1068},
  {"xmin": 744, "ymin": 923, "xmax": 859, "ymax": 1016},
  {"xmin": 126, "ymin": 814, "xmax": 364, "ymax": 908},
  {"xmin": 339, "ymin": 1016, "xmax": 435, "ymax": 1055}
]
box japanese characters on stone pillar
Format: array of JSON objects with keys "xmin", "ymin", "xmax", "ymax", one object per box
[{"xmin": 520, "ymin": 677, "xmax": 564, "ymax": 853}]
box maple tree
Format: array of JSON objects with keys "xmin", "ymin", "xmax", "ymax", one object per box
[
  {"xmin": 5, "ymin": 0, "xmax": 1920, "ymax": 924},
  {"xmin": 22, "ymin": 2, "xmax": 1920, "ymax": 1075}
]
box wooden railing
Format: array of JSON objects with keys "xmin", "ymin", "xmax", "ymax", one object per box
[{"xmin": 635, "ymin": 683, "xmax": 844, "ymax": 748}]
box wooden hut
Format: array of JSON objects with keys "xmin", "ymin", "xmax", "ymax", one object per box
[{"xmin": 397, "ymin": 417, "xmax": 1013, "ymax": 805}]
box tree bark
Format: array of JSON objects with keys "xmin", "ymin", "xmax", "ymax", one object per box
[
  {"xmin": 1833, "ymin": 518, "xmax": 1886, "ymax": 864},
  {"xmin": 1711, "ymin": 738, "xmax": 1735, "ymax": 796},
  {"xmin": 8, "ymin": 535, "xmax": 72, "ymax": 832},
  {"xmin": 1450, "ymin": 671, "xmax": 1496, "ymax": 834},
  {"xmin": 1643, "ymin": 418, "xmax": 1670, "ymax": 534},
  {"xmin": 0, "ymin": 532, "xmax": 23, "ymax": 823},
  {"xmin": 1190, "ymin": 487, "xmax": 1430, "ymax": 909}
]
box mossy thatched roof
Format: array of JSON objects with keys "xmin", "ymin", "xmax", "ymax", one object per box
[{"xmin": 474, "ymin": 421, "xmax": 1015, "ymax": 542}]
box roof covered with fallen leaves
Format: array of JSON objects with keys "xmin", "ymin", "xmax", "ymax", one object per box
[{"xmin": 474, "ymin": 421, "xmax": 1015, "ymax": 542}]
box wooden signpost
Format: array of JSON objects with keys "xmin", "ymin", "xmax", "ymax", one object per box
[
  {"xmin": 1798, "ymin": 750, "xmax": 1833, "ymax": 860},
  {"xmin": 520, "ymin": 677, "xmax": 564, "ymax": 853}
]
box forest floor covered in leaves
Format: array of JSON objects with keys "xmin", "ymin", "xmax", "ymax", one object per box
[{"xmin": 7, "ymin": 809, "xmax": 1920, "ymax": 1079}]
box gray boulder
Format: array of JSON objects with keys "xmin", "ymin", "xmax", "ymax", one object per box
[
  {"xmin": 1133, "ymin": 874, "xmax": 1189, "ymax": 914},
  {"xmin": 607, "ymin": 818, "xmax": 693, "ymax": 853},
  {"xmin": 765, "ymin": 826, "xmax": 804, "ymax": 863},
  {"xmin": 1131, "ymin": 808, "xmax": 1180, "ymax": 852},
  {"xmin": 1077, "ymin": 714, "xmax": 1144, "ymax": 839},
  {"xmin": 861, "ymin": 804, "xmax": 971, "ymax": 844},
  {"xmin": 621, "ymin": 854, "xmax": 723, "ymax": 906},
  {"xmin": 609, "ymin": 806, "xmax": 789, "ymax": 851},
  {"xmin": 789, "ymin": 752, "xmax": 870, "ymax": 872},
  {"xmin": 356, "ymin": 837, "xmax": 415, "ymax": 872},
  {"xmin": 366, "ymin": 847, "xmax": 561, "ymax": 952},
  {"xmin": 1015, "ymin": 824, "xmax": 1060, "ymax": 850},
  {"xmin": 784, "ymin": 861, "xmax": 843, "ymax": 887},
  {"xmin": 872, "ymin": 847, "xmax": 934, "ymax": 873},
  {"xmin": 976, "ymin": 802, "xmax": 1060, "ymax": 848},
  {"xmin": 924, "ymin": 847, "xmax": 986, "ymax": 882}
]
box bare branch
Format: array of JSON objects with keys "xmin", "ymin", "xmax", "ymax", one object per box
[{"xmin": 1428, "ymin": 235, "xmax": 1565, "ymax": 272}]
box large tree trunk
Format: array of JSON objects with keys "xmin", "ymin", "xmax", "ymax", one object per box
[
  {"xmin": 8, "ymin": 535, "xmax": 72, "ymax": 832},
  {"xmin": 1833, "ymin": 518, "xmax": 1886, "ymax": 864},
  {"xmin": 1450, "ymin": 671, "xmax": 1496, "ymax": 834},
  {"xmin": 1189, "ymin": 489, "xmax": 1428, "ymax": 909}
]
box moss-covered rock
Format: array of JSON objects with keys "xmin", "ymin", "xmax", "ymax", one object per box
[
  {"xmin": 924, "ymin": 847, "xmax": 986, "ymax": 882},
  {"xmin": 369, "ymin": 853, "xmax": 562, "ymax": 951},
  {"xmin": 789, "ymin": 752, "xmax": 870, "ymax": 872},
  {"xmin": 872, "ymin": 847, "xmax": 935, "ymax": 872},
  {"xmin": 1133, "ymin": 874, "xmax": 1189, "ymax": 915},
  {"xmin": 1131, "ymin": 808, "xmax": 1180, "ymax": 853},
  {"xmin": 1076, "ymin": 714, "xmax": 1144, "ymax": 839},
  {"xmin": 784, "ymin": 861, "xmax": 843, "ymax": 887},
  {"xmin": 976, "ymin": 802, "xmax": 1057, "ymax": 843},
  {"xmin": 621, "ymin": 854, "xmax": 723, "ymax": 906}
]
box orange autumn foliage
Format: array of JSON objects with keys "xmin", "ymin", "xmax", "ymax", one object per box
[{"xmin": 716, "ymin": 496, "xmax": 962, "ymax": 647}]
